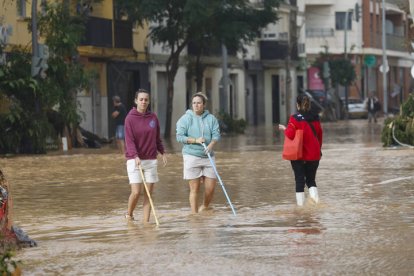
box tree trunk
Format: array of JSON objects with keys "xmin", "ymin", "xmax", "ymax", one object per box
[
  {"xmin": 164, "ymin": 79, "xmax": 174, "ymax": 139},
  {"xmin": 164, "ymin": 52, "xmax": 181, "ymax": 138},
  {"xmin": 163, "ymin": 41, "xmax": 188, "ymax": 138},
  {"xmin": 195, "ymin": 53, "xmax": 204, "ymax": 91}
]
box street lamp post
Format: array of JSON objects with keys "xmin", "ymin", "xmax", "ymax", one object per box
[
  {"xmin": 381, "ymin": 0, "xmax": 388, "ymax": 116},
  {"xmin": 31, "ymin": 0, "xmax": 39, "ymax": 74},
  {"xmin": 343, "ymin": 9, "xmax": 352, "ymax": 113},
  {"xmin": 220, "ymin": 43, "xmax": 229, "ymax": 114}
]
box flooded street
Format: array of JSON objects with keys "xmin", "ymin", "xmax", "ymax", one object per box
[{"xmin": 1, "ymin": 119, "xmax": 414, "ymax": 275}]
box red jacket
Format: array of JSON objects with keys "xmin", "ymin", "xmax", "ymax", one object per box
[{"xmin": 285, "ymin": 112, "xmax": 323, "ymax": 161}]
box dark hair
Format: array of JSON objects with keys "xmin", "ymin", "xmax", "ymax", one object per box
[
  {"xmin": 192, "ymin": 92, "xmax": 208, "ymax": 104},
  {"xmin": 297, "ymin": 94, "xmax": 311, "ymax": 112},
  {"xmin": 135, "ymin": 88, "xmax": 149, "ymax": 98},
  {"xmin": 112, "ymin": 95, "xmax": 121, "ymax": 103}
]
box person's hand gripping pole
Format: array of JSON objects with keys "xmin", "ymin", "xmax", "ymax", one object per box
[
  {"xmin": 201, "ymin": 143, "xmax": 237, "ymax": 216},
  {"xmin": 138, "ymin": 165, "xmax": 160, "ymax": 226}
]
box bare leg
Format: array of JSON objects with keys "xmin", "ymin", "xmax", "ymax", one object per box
[
  {"xmin": 189, "ymin": 178, "xmax": 201, "ymax": 214},
  {"xmin": 201, "ymin": 177, "xmax": 216, "ymax": 210},
  {"xmin": 117, "ymin": 139, "xmax": 125, "ymax": 154},
  {"xmin": 127, "ymin": 184, "xmax": 141, "ymax": 218},
  {"xmin": 142, "ymin": 183, "xmax": 154, "ymax": 223}
]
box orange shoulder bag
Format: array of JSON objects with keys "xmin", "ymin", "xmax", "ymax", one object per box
[{"xmin": 282, "ymin": 129, "xmax": 304, "ymax": 160}]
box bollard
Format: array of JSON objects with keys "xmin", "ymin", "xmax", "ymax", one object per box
[{"xmin": 62, "ymin": 137, "xmax": 68, "ymax": 151}]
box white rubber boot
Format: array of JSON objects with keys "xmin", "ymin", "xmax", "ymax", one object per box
[
  {"xmin": 296, "ymin": 192, "xmax": 305, "ymax": 206},
  {"xmin": 309, "ymin": 187, "xmax": 319, "ymax": 203}
]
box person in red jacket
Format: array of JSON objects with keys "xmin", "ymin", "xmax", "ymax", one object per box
[
  {"xmin": 124, "ymin": 89, "xmax": 167, "ymax": 223},
  {"xmin": 279, "ymin": 94, "xmax": 323, "ymax": 206}
]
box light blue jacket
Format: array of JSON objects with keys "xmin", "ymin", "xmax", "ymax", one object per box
[{"xmin": 176, "ymin": 110, "xmax": 221, "ymax": 157}]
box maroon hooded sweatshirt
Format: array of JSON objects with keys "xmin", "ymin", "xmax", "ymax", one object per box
[{"xmin": 124, "ymin": 107, "xmax": 165, "ymax": 160}]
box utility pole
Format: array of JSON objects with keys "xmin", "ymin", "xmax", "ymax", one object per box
[
  {"xmin": 381, "ymin": 0, "xmax": 388, "ymax": 116},
  {"xmin": 31, "ymin": 0, "xmax": 39, "ymax": 76},
  {"xmin": 220, "ymin": 43, "xmax": 229, "ymax": 114},
  {"xmin": 343, "ymin": 9, "xmax": 352, "ymax": 113}
]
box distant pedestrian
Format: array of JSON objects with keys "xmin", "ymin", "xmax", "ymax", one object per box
[
  {"xmin": 279, "ymin": 94, "xmax": 323, "ymax": 206},
  {"xmin": 366, "ymin": 92, "xmax": 381, "ymax": 123},
  {"xmin": 124, "ymin": 89, "xmax": 167, "ymax": 223},
  {"xmin": 111, "ymin": 95, "xmax": 127, "ymax": 154},
  {"xmin": 176, "ymin": 92, "xmax": 221, "ymax": 214}
]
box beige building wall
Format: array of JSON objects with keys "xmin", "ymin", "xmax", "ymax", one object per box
[{"xmin": 1, "ymin": 0, "xmax": 33, "ymax": 47}]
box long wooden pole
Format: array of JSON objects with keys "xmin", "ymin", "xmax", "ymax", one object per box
[{"xmin": 138, "ymin": 165, "xmax": 160, "ymax": 226}]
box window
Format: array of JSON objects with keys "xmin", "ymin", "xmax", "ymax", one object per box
[
  {"xmin": 335, "ymin": 12, "xmax": 352, "ymax": 30},
  {"xmin": 17, "ymin": 0, "xmax": 27, "ymax": 18}
]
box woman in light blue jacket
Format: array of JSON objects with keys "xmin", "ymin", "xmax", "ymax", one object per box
[{"xmin": 176, "ymin": 92, "xmax": 221, "ymax": 214}]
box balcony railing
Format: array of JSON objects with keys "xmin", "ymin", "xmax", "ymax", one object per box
[
  {"xmin": 370, "ymin": 32, "xmax": 407, "ymax": 52},
  {"xmin": 187, "ymin": 41, "xmax": 237, "ymax": 57},
  {"xmin": 260, "ymin": 40, "xmax": 289, "ymax": 60},
  {"xmin": 298, "ymin": 43, "xmax": 305, "ymax": 55},
  {"xmin": 80, "ymin": 16, "xmax": 132, "ymax": 49},
  {"xmin": 305, "ymin": 0, "xmax": 335, "ymax": 5},
  {"xmin": 114, "ymin": 20, "xmax": 133, "ymax": 49},
  {"xmin": 305, "ymin": 27, "xmax": 335, "ymax": 38}
]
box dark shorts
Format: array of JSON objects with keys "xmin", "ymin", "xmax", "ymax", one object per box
[{"xmin": 115, "ymin": 125, "xmax": 125, "ymax": 140}]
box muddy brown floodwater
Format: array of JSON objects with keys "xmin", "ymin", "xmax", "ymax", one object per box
[{"xmin": 1, "ymin": 119, "xmax": 413, "ymax": 275}]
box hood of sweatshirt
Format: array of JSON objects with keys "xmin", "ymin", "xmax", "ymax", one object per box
[
  {"xmin": 184, "ymin": 109, "xmax": 210, "ymax": 119},
  {"xmin": 128, "ymin": 107, "xmax": 153, "ymax": 118},
  {"xmin": 298, "ymin": 111, "xmax": 320, "ymax": 122}
]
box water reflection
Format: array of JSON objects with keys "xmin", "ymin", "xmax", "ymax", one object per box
[{"xmin": 1, "ymin": 119, "xmax": 413, "ymax": 275}]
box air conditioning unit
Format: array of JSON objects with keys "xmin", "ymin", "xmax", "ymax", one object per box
[
  {"xmin": 261, "ymin": 32, "xmax": 289, "ymax": 41},
  {"xmin": 261, "ymin": 32, "xmax": 277, "ymax": 40},
  {"xmin": 0, "ymin": 24, "xmax": 13, "ymax": 45}
]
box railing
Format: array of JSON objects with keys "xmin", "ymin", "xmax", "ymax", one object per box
[
  {"xmin": 80, "ymin": 16, "xmax": 132, "ymax": 49},
  {"xmin": 298, "ymin": 43, "xmax": 305, "ymax": 55},
  {"xmin": 304, "ymin": 0, "xmax": 335, "ymax": 5},
  {"xmin": 260, "ymin": 40, "xmax": 289, "ymax": 60},
  {"xmin": 187, "ymin": 41, "xmax": 237, "ymax": 57},
  {"xmin": 370, "ymin": 32, "xmax": 407, "ymax": 52},
  {"xmin": 114, "ymin": 20, "xmax": 132, "ymax": 49},
  {"xmin": 305, "ymin": 27, "xmax": 335, "ymax": 38}
]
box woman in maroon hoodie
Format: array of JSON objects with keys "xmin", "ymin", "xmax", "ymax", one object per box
[
  {"xmin": 124, "ymin": 89, "xmax": 167, "ymax": 223},
  {"xmin": 279, "ymin": 94, "xmax": 323, "ymax": 206}
]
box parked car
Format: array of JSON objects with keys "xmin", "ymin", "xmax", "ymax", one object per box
[{"xmin": 342, "ymin": 97, "xmax": 368, "ymax": 119}]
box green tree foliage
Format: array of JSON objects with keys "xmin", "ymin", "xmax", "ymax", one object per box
[
  {"xmin": 117, "ymin": 0, "xmax": 280, "ymax": 137},
  {"xmin": 0, "ymin": 250, "xmax": 20, "ymax": 276},
  {"xmin": 0, "ymin": 3, "xmax": 89, "ymax": 154},
  {"xmin": 381, "ymin": 94, "xmax": 414, "ymax": 147},
  {"xmin": 328, "ymin": 58, "xmax": 356, "ymax": 87},
  {"xmin": 37, "ymin": 2, "xmax": 89, "ymax": 127},
  {"xmin": 217, "ymin": 111, "xmax": 247, "ymax": 134},
  {"xmin": 187, "ymin": 0, "xmax": 280, "ymax": 91},
  {"xmin": 0, "ymin": 46, "xmax": 48, "ymax": 154},
  {"xmin": 314, "ymin": 47, "xmax": 356, "ymax": 88}
]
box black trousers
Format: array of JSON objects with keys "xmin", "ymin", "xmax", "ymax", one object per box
[{"xmin": 290, "ymin": 160, "xmax": 319, "ymax": 193}]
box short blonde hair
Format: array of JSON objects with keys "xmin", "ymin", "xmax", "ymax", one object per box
[{"xmin": 192, "ymin": 92, "xmax": 208, "ymax": 104}]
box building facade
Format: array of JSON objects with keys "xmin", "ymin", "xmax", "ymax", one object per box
[
  {"xmin": 5, "ymin": 0, "xmax": 410, "ymax": 142},
  {"xmin": 302, "ymin": 0, "xmax": 413, "ymax": 113}
]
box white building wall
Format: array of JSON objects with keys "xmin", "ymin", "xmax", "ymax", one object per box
[
  {"xmin": 304, "ymin": 1, "xmax": 364, "ymax": 57},
  {"xmin": 149, "ymin": 64, "xmax": 187, "ymax": 132},
  {"xmin": 203, "ymin": 68, "xmax": 222, "ymax": 115},
  {"xmin": 264, "ymin": 69, "xmax": 289, "ymax": 126},
  {"xmin": 78, "ymin": 96, "xmax": 92, "ymax": 131},
  {"xmin": 230, "ymin": 68, "xmax": 246, "ymax": 120},
  {"xmin": 78, "ymin": 96, "xmax": 109, "ymax": 139}
]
